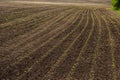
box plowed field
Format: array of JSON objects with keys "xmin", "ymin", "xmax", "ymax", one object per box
[{"xmin": 0, "ymin": 3, "xmax": 120, "ymax": 80}]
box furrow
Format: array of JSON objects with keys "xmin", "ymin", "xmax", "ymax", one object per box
[
  {"xmin": 65, "ymin": 10, "xmax": 95, "ymax": 80},
  {"xmin": 0, "ymin": 8, "xmax": 71, "ymax": 50},
  {"xmin": 98, "ymin": 9, "xmax": 120, "ymax": 35},
  {"xmin": 0, "ymin": 9, "xmax": 79, "ymax": 80},
  {"xmin": 93, "ymin": 9, "xmax": 115, "ymax": 80},
  {"xmin": 102, "ymin": 16, "xmax": 117, "ymax": 80},
  {"xmin": 89, "ymin": 9, "xmax": 102, "ymax": 80},
  {"xmin": 41, "ymin": 9, "xmax": 88, "ymax": 80},
  {"xmin": 44, "ymin": 9, "xmax": 88, "ymax": 79},
  {"xmin": 15, "ymin": 10, "xmax": 80, "ymax": 80},
  {"xmin": 0, "ymin": 7, "xmax": 68, "ymax": 29},
  {"xmin": 105, "ymin": 11, "xmax": 120, "ymax": 80},
  {"xmin": 0, "ymin": 8, "xmax": 73, "ymax": 62},
  {"xmin": 0, "ymin": 6, "xmax": 55, "ymax": 24},
  {"xmin": 107, "ymin": 16, "xmax": 120, "ymax": 35},
  {"xmin": 0, "ymin": 8, "xmax": 70, "ymax": 47}
]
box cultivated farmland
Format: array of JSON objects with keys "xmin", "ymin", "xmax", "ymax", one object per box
[{"xmin": 0, "ymin": 2, "xmax": 120, "ymax": 80}]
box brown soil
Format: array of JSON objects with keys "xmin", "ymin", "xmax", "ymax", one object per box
[{"xmin": 0, "ymin": 2, "xmax": 120, "ymax": 80}]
